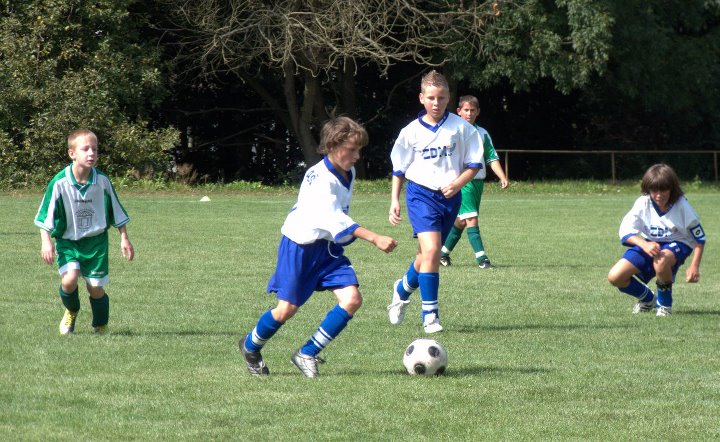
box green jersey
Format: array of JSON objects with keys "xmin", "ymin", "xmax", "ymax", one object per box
[
  {"xmin": 473, "ymin": 125, "xmax": 500, "ymax": 180},
  {"xmin": 35, "ymin": 165, "xmax": 129, "ymax": 241}
]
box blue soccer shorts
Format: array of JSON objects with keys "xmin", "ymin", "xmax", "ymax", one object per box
[
  {"xmin": 267, "ymin": 235, "xmax": 359, "ymax": 307},
  {"xmin": 406, "ymin": 180, "xmax": 461, "ymax": 243},
  {"xmin": 622, "ymin": 241, "xmax": 692, "ymax": 283}
]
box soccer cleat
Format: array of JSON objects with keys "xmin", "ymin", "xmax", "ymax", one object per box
[
  {"xmin": 291, "ymin": 350, "xmax": 325, "ymax": 378},
  {"xmin": 59, "ymin": 309, "xmax": 78, "ymax": 335},
  {"xmin": 478, "ymin": 260, "xmax": 493, "ymax": 269},
  {"xmin": 632, "ymin": 300, "xmax": 655, "ymax": 314},
  {"xmin": 93, "ymin": 325, "xmax": 109, "ymax": 335},
  {"xmin": 423, "ymin": 312, "xmax": 444, "ymax": 334},
  {"xmin": 656, "ymin": 306, "xmax": 672, "ymax": 317},
  {"xmin": 387, "ymin": 279, "xmax": 410, "ymax": 325},
  {"xmin": 240, "ymin": 338, "xmax": 269, "ymax": 376},
  {"xmin": 439, "ymin": 255, "xmax": 452, "ymax": 267}
]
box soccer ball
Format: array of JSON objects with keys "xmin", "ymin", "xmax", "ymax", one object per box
[{"xmin": 403, "ymin": 338, "xmax": 448, "ymax": 376}]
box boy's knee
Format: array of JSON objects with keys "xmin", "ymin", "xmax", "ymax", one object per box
[{"xmin": 607, "ymin": 270, "xmax": 625, "ymax": 287}]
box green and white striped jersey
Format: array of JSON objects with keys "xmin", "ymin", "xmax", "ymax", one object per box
[{"xmin": 34, "ymin": 165, "xmax": 129, "ymax": 241}]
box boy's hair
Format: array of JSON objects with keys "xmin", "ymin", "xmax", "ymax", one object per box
[
  {"xmin": 458, "ymin": 95, "xmax": 480, "ymax": 109},
  {"xmin": 420, "ymin": 70, "xmax": 449, "ymax": 93},
  {"xmin": 67, "ymin": 129, "xmax": 98, "ymax": 150},
  {"xmin": 641, "ymin": 163, "xmax": 684, "ymax": 204},
  {"xmin": 317, "ymin": 116, "xmax": 368, "ymax": 154}
]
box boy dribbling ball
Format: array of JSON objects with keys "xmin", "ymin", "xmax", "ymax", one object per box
[
  {"xmin": 240, "ymin": 116, "xmax": 397, "ymax": 378},
  {"xmin": 35, "ymin": 129, "xmax": 134, "ymax": 335},
  {"xmin": 607, "ymin": 163, "xmax": 705, "ymax": 316}
]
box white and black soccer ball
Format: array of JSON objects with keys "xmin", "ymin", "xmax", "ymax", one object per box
[{"xmin": 403, "ymin": 338, "xmax": 448, "ymax": 376}]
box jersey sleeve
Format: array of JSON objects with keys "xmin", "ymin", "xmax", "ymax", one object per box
[
  {"xmin": 34, "ymin": 181, "xmax": 66, "ymax": 237},
  {"xmin": 618, "ymin": 197, "xmax": 646, "ymax": 244},
  {"xmin": 98, "ymin": 173, "xmax": 129, "ymax": 228},
  {"xmin": 390, "ymin": 128, "xmax": 412, "ymax": 176},
  {"xmin": 682, "ymin": 199, "xmax": 706, "ymax": 245},
  {"xmin": 483, "ymin": 132, "xmax": 500, "ymax": 164},
  {"xmin": 463, "ymin": 125, "xmax": 484, "ymax": 170}
]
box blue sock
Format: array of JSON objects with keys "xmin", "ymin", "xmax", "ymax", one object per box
[
  {"xmin": 300, "ymin": 304, "xmax": 353, "ymax": 357},
  {"xmin": 418, "ymin": 272, "xmax": 439, "ymax": 322},
  {"xmin": 656, "ymin": 281, "xmax": 673, "ymax": 308},
  {"xmin": 619, "ymin": 278, "xmax": 654, "ymax": 303},
  {"xmin": 396, "ymin": 261, "xmax": 419, "ymax": 301},
  {"xmin": 244, "ymin": 309, "xmax": 284, "ymax": 352}
]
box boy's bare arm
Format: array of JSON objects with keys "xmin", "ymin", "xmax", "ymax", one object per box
[
  {"xmin": 40, "ymin": 229, "xmax": 55, "ymax": 265},
  {"xmin": 624, "ymin": 234, "xmax": 661, "ymax": 257},
  {"xmin": 353, "ymin": 226, "xmax": 398, "ymax": 253},
  {"xmin": 686, "ymin": 243, "xmax": 703, "ymax": 283},
  {"xmin": 119, "ymin": 225, "xmax": 135, "ymax": 261},
  {"xmin": 489, "ymin": 160, "xmax": 509, "ymax": 188},
  {"xmin": 389, "ymin": 175, "xmax": 404, "ymax": 225}
]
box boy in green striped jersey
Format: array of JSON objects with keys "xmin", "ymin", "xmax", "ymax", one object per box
[{"xmin": 35, "ymin": 129, "xmax": 134, "ymax": 335}]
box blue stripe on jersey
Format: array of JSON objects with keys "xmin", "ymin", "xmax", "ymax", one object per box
[
  {"xmin": 323, "ymin": 156, "xmax": 353, "ymax": 190},
  {"xmin": 417, "ymin": 110, "xmax": 450, "ymax": 133}
]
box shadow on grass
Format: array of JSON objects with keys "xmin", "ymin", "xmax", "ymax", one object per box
[
  {"xmin": 451, "ymin": 323, "xmax": 631, "ymax": 333},
  {"xmin": 109, "ymin": 330, "xmax": 239, "ymax": 337},
  {"xmin": 681, "ymin": 309, "xmax": 720, "ymax": 316}
]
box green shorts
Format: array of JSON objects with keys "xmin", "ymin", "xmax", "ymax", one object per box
[
  {"xmin": 457, "ymin": 179, "xmax": 485, "ymax": 220},
  {"xmin": 56, "ymin": 231, "xmax": 109, "ymax": 287}
]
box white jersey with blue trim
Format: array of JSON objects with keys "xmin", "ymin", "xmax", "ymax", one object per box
[
  {"xmin": 619, "ymin": 195, "xmax": 706, "ymax": 248},
  {"xmin": 391, "ymin": 111, "xmax": 484, "ymax": 190},
  {"xmin": 280, "ymin": 157, "xmax": 359, "ymax": 246}
]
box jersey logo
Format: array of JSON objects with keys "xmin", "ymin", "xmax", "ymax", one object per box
[
  {"xmin": 649, "ymin": 225, "xmax": 674, "ymax": 239},
  {"xmin": 306, "ymin": 170, "xmax": 318, "ymax": 185},
  {"xmin": 76, "ymin": 208, "xmax": 95, "ymax": 232},
  {"xmin": 691, "ymin": 225, "xmax": 706, "ymax": 241},
  {"xmin": 421, "ymin": 143, "xmax": 456, "ymax": 160}
]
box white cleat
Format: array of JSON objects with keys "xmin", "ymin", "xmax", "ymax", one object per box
[
  {"xmin": 387, "ymin": 279, "xmax": 410, "ymax": 325},
  {"xmin": 656, "ymin": 306, "xmax": 672, "ymax": 317},
  {"xmin": 423, "ymin": 312, "xmax": 443, "ymax": 334}
]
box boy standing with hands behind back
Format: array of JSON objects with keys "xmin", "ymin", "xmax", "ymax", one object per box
[
  {"xmin": 35, "ymin": 129, "xmax": 134, "ymax": 335},
  {"xmin": 387, "ymin": 70, "xmax": 483, "ymax": 333}
]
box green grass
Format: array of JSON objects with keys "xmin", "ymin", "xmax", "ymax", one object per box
[{"xmin": 2, "ymin": 185, "xmax": 719, "ymax": 440}]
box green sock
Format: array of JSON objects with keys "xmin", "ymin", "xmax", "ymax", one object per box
[
  {"xmin": 89, "ymin": 294, "xmax": 109, "ymax": 327},
  {"xmin": 442, "ymin": 226, "xmax": 463, "ymax": 256},
  {"xmin": 59, "ymin": 286, "xmax": 80, "ymax": 312},
  {"xmin": 466, "ymin": 226, "xmax": 488, "ymax": 263}
]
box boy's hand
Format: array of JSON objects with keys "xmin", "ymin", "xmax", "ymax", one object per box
[
  {"xmin": 686, "ymin": 266, "xmax": 700, "ymax": 283},
  {"xmin": 374, "ymin": 235, "xmax": 398, "ymax": 253},
  {"xmin": 441, "ymin": 182, "xmax": 461, "ymax": 198},
  {"xmin": 639, "ymin": 240, "xmax": 660, "ymax": 257},
  {"xmin": 41, "ymin": 240, "xmax": 55, "ymax": 265},
  {"xmin": 389, "ymin": 202, "xmax": 402, "ymax": 225},
  {"xmin": 499, "ymin": 178, "xmax": 509, "ymax": 189},
  {"xmin": 121, "ymin": 238, "xmax": 135, "ymax": 261}
]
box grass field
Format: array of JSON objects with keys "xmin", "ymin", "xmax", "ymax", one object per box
[{"xmin": 1, "ymin": 184, "xmax": 719, "ymax": 440}]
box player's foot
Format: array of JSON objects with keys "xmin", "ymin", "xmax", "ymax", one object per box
[
  {"xmin": 59, "ymin": 309, "xmax": 78, "ymax": 335},
  {"xmin": 240, "ymin": 337, "xmax": 269, "ymax": 376},
  {"xmin": 439, "ymin": 255, "xmax": 452, "ymax": 267},
  {"xmin": 656, "ymin": 306, "xmax": 672, "ymax": 317},
  {"xmin": 423, "ymin": 312, "xmax": 443, "ymax": 334},
  {"xmin": 632, "ymin": 299, "xmax": 655, "ymax": 314},
  {"xmin": 387, "ymin": 279, "xmax": 410, "ymax": 325},
  {"xmin": 93, "ymin": 325, "xmax": 109, "ymax": 335},
  {"xmin": 291, "ymin": 350, "xmax": 325, "ymax": 378},
  {"xmin": 478, "ymin": 259, "xmax": 493, "ymax": 269}
]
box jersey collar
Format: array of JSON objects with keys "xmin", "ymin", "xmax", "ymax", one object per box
[
  {"xmin": 651, "ymin": 199, "xmax": 673, "ymax": 216},
  {"xmin": 417, "ymin": 110, "xmax": 450, "ymax": 133},
  {"xmin": 66, "ymin": 165, "xmax": 96, "ymax": 196},
  {"xmin": 323, "ymin": 156, "xmax": 353, "ymax": 190}
]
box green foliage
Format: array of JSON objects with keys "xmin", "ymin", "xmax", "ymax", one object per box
[
  {"xmin": 450, "ymin": 0, "xmax": 614, "ymax": 93},
  {"xmin": 0, "ymin": 0, "xmax": 179, "ymax": 187}
]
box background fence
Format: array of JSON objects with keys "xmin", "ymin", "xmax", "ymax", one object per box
[{"xmin": 496, "ymin": 150, "xmax": 720, "ymax": 183}]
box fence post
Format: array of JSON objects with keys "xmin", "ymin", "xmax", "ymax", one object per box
[
  {"xmin": 715, "ymin": 152, "xmax": 718, "ymax": 183},
  {"xmin": 611, "ymin": 152, "xmax": 616, "ymax": 184},
  {"xmin": 504, "ymin": 151, "xmax": 509, "ymax": 180}
]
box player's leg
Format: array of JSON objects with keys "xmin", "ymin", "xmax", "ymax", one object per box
[
  {"xmin": 417, "ymin": 231, "xmax": 443, "ymax": 333},
  {"xmin": 464, "ymin": 180, "xmax": 491, "ymax": 267},
  {"xmin": 440, "ymin": 218, "xmax": 465, "ymax": 266},
  {"xmin": 292, "ymin": 286, "xmax": 360, "ymax": 378},
  {"xmin": 653, "ymin": 248, "xmax": 678, "ymax": 316},
  {"xmin": 81, "ymin": 235, "xmax": 110, "ymax": 334},
  {"xmin": 608, "ymin": 250, "xmax": 655, "ymax": 312},
  {"xmin": 241, "ymin": 301, "xmax": 297, "ymax": 376},
  {"xmin": 87, "ymin": 285, "xmax": 109, "ymax": 334},
  {"xmin": 58, "ymin": 268, "xmax": 81, "ymax": 334},
  {"xmin": 388, "ymin": 258, "xmax": 419, "ymax": 325},
  {"xmin": 441, "ymin": 181, "xmax": 479, "ymax": 266}
]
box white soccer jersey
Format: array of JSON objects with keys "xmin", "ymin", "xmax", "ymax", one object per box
[
  {"xmin": 34, "ymin": 165, "xmax": 130, "ymax": 241},
  {"xmin": 619, "ymin": 195, "xmax": 706, "ymax": 248},
  {"xmin": 280, "ymin": 157, "xmax": 359, "ymax": 246},
  {"xmin": 391, "ymin": 111, "xmax": 484, "ymax": 190}
]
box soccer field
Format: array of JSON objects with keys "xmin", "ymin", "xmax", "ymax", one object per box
[{"xmin": 2, "ymin": 189, "xmax": 719, "ymax": 440}]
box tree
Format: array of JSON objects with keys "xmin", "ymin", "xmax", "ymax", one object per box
[
  {"xmin": 0, "ymin": 0, "xmax": 179, "ymax": 187},
  {"xmin": 161, "ymin": 0, "xmax": 509, "ymax": 169}
]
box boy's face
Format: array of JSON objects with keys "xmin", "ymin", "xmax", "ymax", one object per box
[
  {"xmin": 649, "ymin": 189, "xmax": 671, "ymax": 209},
  {"xmin": 328, "ymin": 139, "xmax": 362, "ymax": 172},
  {"xmin": 419, "ymin": 85, "xmax": 450, "ymax": 124},
  {"xmin": 457, "ymin": 102, "xmax": 480, "ymax": 125},
  {"xmin": 68, "ymin": 135, "xmax": 98, "ymax": 169}
]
